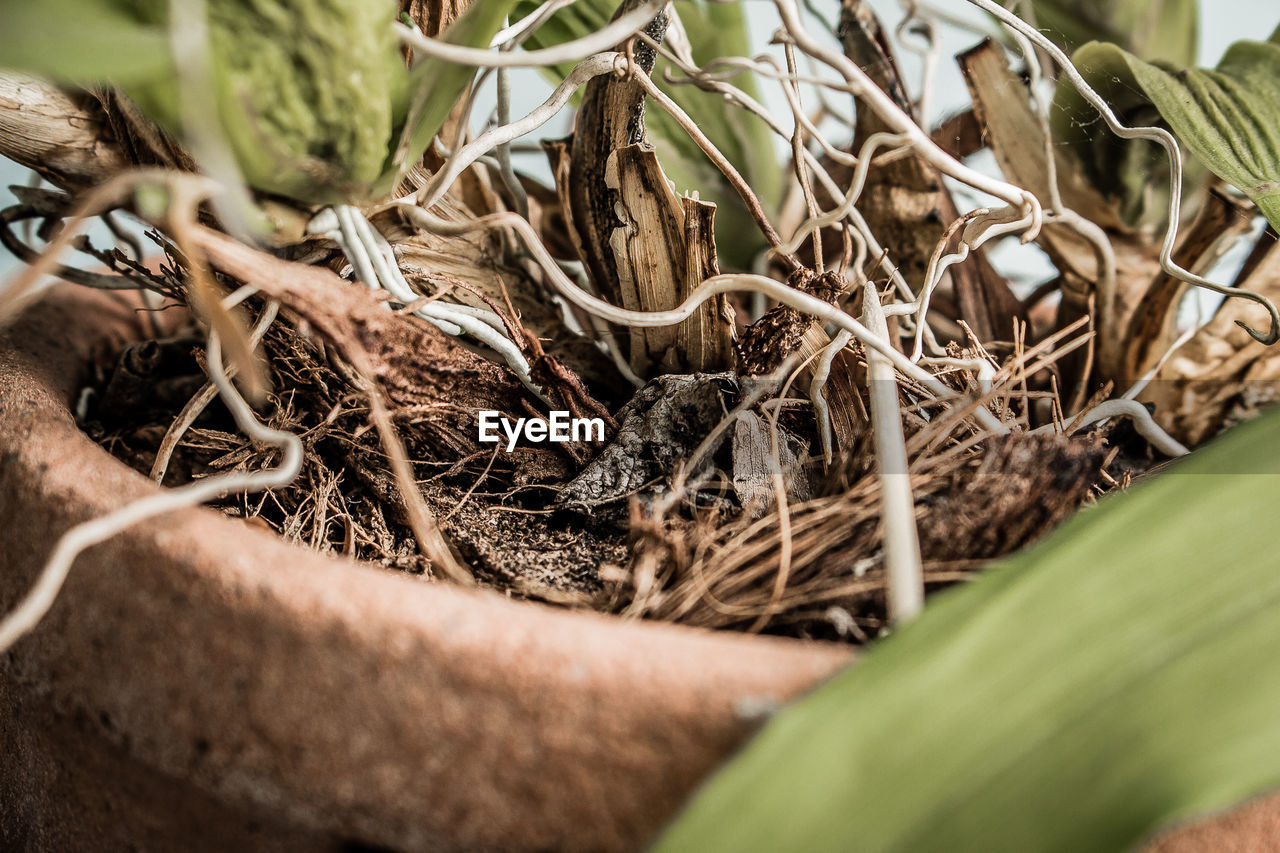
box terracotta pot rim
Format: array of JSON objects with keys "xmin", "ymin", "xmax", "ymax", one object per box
[
  {"xmin": 4, "ymin": 286, "xmax": 847, "ymax": 653},
  {"xmin": 0, "ymin": 286, "xmax": 850, "ymax": 851}
]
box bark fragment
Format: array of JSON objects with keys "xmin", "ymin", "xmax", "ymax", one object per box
[{"xmin": 558, "ymin": 373, "xmax": 734, "ymax": 515}]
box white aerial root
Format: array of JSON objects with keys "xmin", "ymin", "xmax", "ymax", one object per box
[
  {"xmin": 810, "ymin": 331, "xmax": 853, "ymax": 465},
  {"xmin": 986, "ymin": 10, "xmax": 1124, "ymax": 352},
  {"xmin": 772, "ymin": 0, "xmax": 1042, "ymax": 239},
  {"xmin": 397, "ymin": 204, "xmax": 1010, "ymax": 435},
  {"xmin": 862, "ymin": 280, "xmax": 924, "ymax": 623},
  {"xmin": 653, "ymin": 44, "xmax": 925, "ymax": 295},
  {"xmin": 494, "ymin": 61, "xmax": 530, "ymax": 219},
  {"xmin": 894, "ymin": 1, "xmax": 942, "ymax": 126},
  {"xmin": 628, "ymin": 71, "xmax": 793, "ymax": 254},
  {"xmin": 1044, "ymin": 208, "xmax": 1118, "ymax": 332},
  {"xmin": 782, "ymin": 40, "xmax": 825, "ymax": 269},
  {"xmin": 920, "ymin": 356, "xmax": 996, "ymax": 392},
  {"xmin": 1032, "ymin": 399, "xmax": 1190, "ymax": 457},
  {"xmin": 663, "ymin": 22, "xmax": 1017, "ymax": 360},
  {"xmin": 774, "ymin": 130, "xmax": 913, "ymax": 256},
  {"xmin": 367, "ymin": 0, "xmax": 1212, "ymax": 614},
  {"xmin": 970, "ymin": 0, "xmax": 1280, "ymax": 344},
  {"xmin": 151, "ymin": 290, "xmax": 278, "ymax": 483},
  {"xmin": 1122, "ymin": 322, "xmax": 1200, "ymax": 401},
  {"xmin": 0, "ymin": 170, "xmax": 219, "ymax": 326},
  {"xmin": 0, "ymin": 330, "xmax": 304, "ymax": 654},
  {"xmin": 413, "ymin": 52, "xmax": 620, "ymax": 210},
  {"xmin": 903, "ymin": 206, "xmax": 1031, "ymax": 362},
  {"xmin": 396, "ymin": 0, "xmax": 666, "ymax": 68},
  {"xmin": 490, "ymin": 0, "xmax": 578, "ymax": 47},
  {"xmin": 644, "ymin": 38, "xmax": 921, "ymax": 312},
  {"xmin": 309, "ymin": 205, "xmax": 553, "ymax": 406}
]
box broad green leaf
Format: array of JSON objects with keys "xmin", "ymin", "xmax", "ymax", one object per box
[
  {"xmin": 0, "ymin": 0, "xmax": 170, "ymax": 85},
  {"xmin": 656, "ymin": 408, "xmax": 1280, "ymax": 852},
  {"xmin": 1029, "ymin": 0, "xmax": 1197, "ymax": 65},
  {"xmin": 1050, "ymin": 42, "xmax": 1183, "ymax": 227},
  {"xmin": 514, "ymin": 0, "xmax": 778, "ymax": 267},
  {"xmin": 1053, "ymin": 29, "xmax": 1280, "ymax": 232}
]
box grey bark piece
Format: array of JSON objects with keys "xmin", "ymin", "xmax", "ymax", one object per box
[
  {"xmin": 559, "ymin": 373, "xmax": 736, "ymax": 514},
  {"xmin": 731, "ymin": 412, "xmax": 813, "ymax": 518}
]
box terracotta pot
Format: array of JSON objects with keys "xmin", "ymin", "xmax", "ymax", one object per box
[
  {"xmin": 4, "ymin": 287, "xmax": 1275, "ymax": 851},
  {"xmin": 0, "ymin": 286, "xmax": 850, "ymax": 850}
]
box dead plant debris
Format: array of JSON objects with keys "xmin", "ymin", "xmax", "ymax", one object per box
[
  {"xmin": 81, "ymin": 293, "xmax": 1131, "ymax": 643},
  {"xmin": 8, "ymin": 0, "xmax": 1280, "ymax": 648}
]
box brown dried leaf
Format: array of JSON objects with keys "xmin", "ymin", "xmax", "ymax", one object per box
[
  {"xmin": 678, "ymin": 197, "xmax": 734, "ymax": 371},
  {"xmin": 958, "ymin": 41, "xmax": 1119, "ymax": 230},
  {"xmin": 795, "ymin": 326, "xmax": 867, "ymax": 455},
  {"xmin": 567, "ymin": 1, "xmax": 668, "ymax": 311},
  {"xmin": 1143, "ymin": 230, "xmax": 1280, "ymax": 444},
  {"xmin": 957, "ymin": 39, "xmax": 1164, "ymax": 378},
  {"xmin": 399, "ymin": 0, "xmax": 472, "ymax": 39},
  {"xmin": 1122, "ymin": 188, "xmax": 1254, "ymax": 380},
  {"xmin": 0, "ymin": 74, "xmax": 129, "ymax": 191},
  {"xmin": 606, "ymin": 145, "xmax": 733, "ymax": 374},
  {"xmin": 838, "ymin": 2, "xmax": 1024, "ymax": 344},
  {"xmin": 608, "ymin": 144, "xmax": 686, "ymax": 372},
  {"xmin": 930, "ymin": 109, "xmax": 985, "ymax": 161},
  {"xmin": 731, "ymin": 410, "xmax": 812, "ymax": 517}
]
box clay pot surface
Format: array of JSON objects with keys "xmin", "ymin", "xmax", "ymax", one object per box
[
  {"xmin": 0, "ymin": 287, "xmax": 850, "ymax": 851},
  {"xmin": 4, "ymin": 287, "xmax": 1277, "ymax": 851}
]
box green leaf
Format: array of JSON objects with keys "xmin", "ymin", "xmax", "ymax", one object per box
[
  {"xmin": 1029, "ymin": 0, "xmax": 1197, "ymax": 65},
  {"xmin": 658, "ymin": 0, "xmax": 781, "ymax": 213},
  {"xmin": 1053, "ymin": 31, "xmax": 1280, "ymax": 231},
  {"xmin": 194, "ymin": 0, "xmax": 405, "ymax": 204},
  {"xmin": 1, "ymin": 0, "xmax": 411, "ymax": 206},
  {"xmin": 375, "ymin": 0, "xmax": 524, "ymax": 197},
  {"xmin": 514, "ymin": 0, "xmax": 778, "ymax": 267},
  {"xmin": 0, "ymin": 0, "xmax": 170, "ymax": 85},
  {"xmin": 0, "ymin": 0, "xmax": 510, "ymax": 206},
  {"xmin": 656, "ymin": 409, "xmax": 1280, "ymax": 852}
]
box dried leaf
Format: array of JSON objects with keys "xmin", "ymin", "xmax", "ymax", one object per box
[
  {"xmin": 1144, "ymin": 230, "xmax": 1280, "ymax": 444},
  {"xmin": 959, "ymin": 41, "xmax": 1119, "ymax": 230},
  {"xmin": 839, "ymin": 1, "xmax": 1024, "ymax": 344},
  {"xmin": 730, "ymin": 410, "xmax": 812, "ymax": 517},
  {"xmin": 958, "ymin": 40, "xmax": 1175, "ymax": 379},
  {"xmin": 0, "ymin": 74, "xmax": 130, "ymax": 191},
  {"xmin": 517, "ymin": 0, "xmax": 777, "ymax": 266},
  {"xmin": 1122, "ymin": 188, "xmax": 1254, "ymax": 380},
  {"xmin": 558, "ymin": 373, "xmax": 734, "ymax": 516},
  {"xmin": 678, "ymin": 196, "xmax": 734, "ymax": 371}
]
